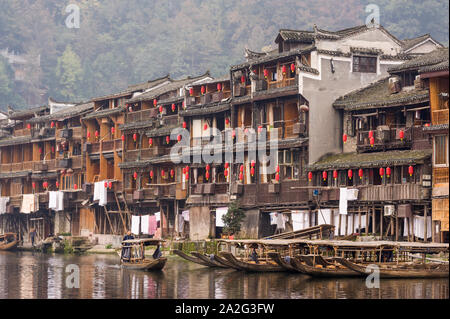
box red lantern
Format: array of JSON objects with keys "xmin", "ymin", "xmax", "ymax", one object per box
[
  {"xmin": 241, "ymin": 75, "xmax": 245, "ymax": 83},
  {"xmin": 370, "ymin": 137, "xmax": 375, "ymax": 147},
  {"xmin": 359, "ymin": 169, "xmax": 363, "ymax": 180},
  {"xmin": 27, "ymin": 123, "xmax": 31, "ymax": 130},
  {"xmin": 224, "ymin": 169, "xmax": 228, "ymax": 177},
  {"xmin": 51, "ymin": 121, "xmax": 55, "ymax": 128},
  {"xmin": 217, "ymin": 83, "xmax": 222, "ymax": 91},
  {"xmin": 225, "ymin": 162, "xmax": 229, "ymax": 169},
  {"xmin": 153, "ymin": 99, "xmax": 158, "ymax": 107},
  {"xmin": 95, "ymin": 130, "xmax": 99, "ymax": 138},
  {"xmin": 43, "ymin": 181, "xmax": 48, "ymax": 189},
  {"xmin": 204, "ymin": 123, "xmax": 208, "ymax": 131},
  {"xmin": 386, "ymin": 167, "xmax": 391, "ymax": 178},
  {"xmin": 133, "ymin": 133, "xmax": 137, "ymax": 142},
  {"xmin": 348, "ymin": 169, "xmax": 353, "ymax": 180},
  {"xmin": 182, "ymin": 101, "xmax": 186, "ymax": 109},
  {"xmin": 108, "ymin": 181, "xmax": 112, "ymax": 189},
  {"xmin": 368, "ymin": 131, "xmax": 374, "ymax": 139},
  {"xmin": 206, "ymin": 164, "xmax": 210, "ymax": 171},
  {"xmin": 182, "ymin": 121, "xmax": 187, "ymax": 129},
  {"xmin": 87, "ymin": 131, "xmax": 91, "ymax": 139},
  {"xmin": 121, "ymin": 135, "xmax": 125, "ymax": 141},
  {"xmin": 343, "ymin": 134, "xmax": 347, "ymax": 144},
  {"xmin": 159, "ymin": 105, "xmax": 163, "ymax": 113},
  {"xmin": 111, "ymin": 126, "xmax": 115, "ymax": 135},
  {"xmin": 166, "ymin": 136, "xmax": 170, "ymax": 144},
  {"xmin": 56, "ymin": 181, "xmax": 59, "ymax": 188},
  {"xmin": 276, "ymin": 165, "xmax": 280, "ymax": 173},
  {"xmin": 185, "ymin": 165, "xmax": 189, "ymax": 172},
  {"xmin": 240, "ymin": 165, "xmax": 244, "ymax": 173},
  {"xmin": 250, "ymin": 167, "xmax": 255, "ymax": 177},
  {"xmin": 379, "ymin": 168, "xmax": 385, "ymax": 178},
  {"xmin": 39, "ymin": 147, "xmax": 43, "ymax": 154},
  {"xmin": 239, "ymin": 172, "xmax": 243, "ymax": 181},
  {"xmin": 133, "ymin": 172, "xmax": 138, "ymax": 180},
  {"xmin": 322, "ymin": 171, "xmax": 327, "ymax": 181},
  {"xmin": 104, "ymin": 181, "xmax": 108, "ymax": 188},
  {"xmin": 161, "ymin": 169, "xmax": 165, "ymax": 177},
  {"xmin": 185, "ymin": 171, "xmax": 189, "ymax": 180},
  {"xmin": 308, "ymin": 172, "xmax": 313, "ymax": 182},
  {"xmin": 333, "ymin": 170, "xmax": 338, "ymax": 180},
  {"xmin": 32, "ymin": 182, "xmax": 36, "ymax": 189},
  {"xmin": 150, "ymin": 170, "xmax": 154, "ymax": 179},
  {"xmin": 189, "ymin": 88, "xmax": 194, "ymax": 96},
  {"xmin": 170, "ymin": 169, "xmax": 174, "ymax": 178},
  {"xmin": 263, "ymin": 69, "xmax": 268, "ymax": 78},
  {"xmin": 424, "ymin": 123, "xmax": 430, "ymax": 127},
  {"xmin": 177, "ymin": 135, "xmax": 181, "ymax": 142},
  {"xmin": 408, "ymin": 166, "xmax": 414, "ymax": 176},
  {"xmin": 201, "ymin": 86, "xmax": 205, "ymax": 95},
  {"xmin": 282, "ymin": 65, "xmax": 287, "ymax": 75},
  {"xmin": 258, "ymin": 125, "xmax": 263, "ymax": 134},
  {"xmin": 225, "ymin": 118, "xmax": 230, "ymax": 125},
  {"xmin": 232, "ymin": 130, "xmax": 236, "ymax": 139},
  {"xmin": 205, "ymin": 171, "xmax": 210, "ymax": 180},
  {"xmin": 251, "ymin": 160, "xmax": 255, "ymax": 167},
  {"xmin": 275, "ymin": 172, "xmax": 280, "ymax": 182},
  {"xmin": 399, "ymin": 130, "xmax": 404, "ymax": 141},
  {"xmin": 290, "ymin": 63, "xmax": 295, "ymax": 73},
  {"xmin": 74, "ymin": 184, "xmax": 78, "ymax": 190},
  {"xmin": 51, "ymin": 146, "xmax": 55, "ymax": 153},
  {"xmin": 149, "ymin": 138, "xmax": 153, "ymax": 146}
]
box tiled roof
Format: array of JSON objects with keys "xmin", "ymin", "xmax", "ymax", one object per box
[
  {"xmin": 401, "ymin": 34, "xmax": 442, "ymax": 52},
  {"xmin": 388, "ymin": 48, "xmax": 449, "ymax": 73},
  {"xmin": 333, "ymin": 77, "xmax": 429, "ymax": 111},
  {"xmin": 180, "ymin": 102, "xmax": 230, "ymax": 117},
  {"xmin": 309, "ymin": 150, "xmax": 431, "ymax": 170},
  {"xmin": 8, "ymin": 106, "xmax": 49, "ymax": 120},
  {"xmin": 82, "ymin": 106, "xmax": 125, "ymax": 120},
  {"xmin": 28, "ymin": 102, "xmax": 94, "ymax": 123}
]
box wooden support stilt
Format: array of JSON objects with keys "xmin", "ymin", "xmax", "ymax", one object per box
[
  {"xmin": 365, "ymin": 206, "xmax": 369, "ymax": 235},
  {"xmin": 424, "ymin": 206, "xmax": 428, "ymax": 243}
]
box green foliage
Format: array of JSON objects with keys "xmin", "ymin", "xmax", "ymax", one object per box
[
  {"xmin": 0, "ymin": 0, "xmax": 448, "ymax": 111},
  {"xmin": 222, "ymin": 200, "xmax": 245, "ymax": 236},
  {"xmin": 63, "ymin": 239, "xmax": 74, "ymax": 254},
  {"xmin": 105, "ymin": 244, "xmax": 112, "ymax": 249}
]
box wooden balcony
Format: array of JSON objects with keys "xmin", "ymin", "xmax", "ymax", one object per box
[
  {"xmin": 86, "ymin": 139, "xmax": 122, "ymax": 154},
  {"xmin": 125, "ymin": 108, "xmax": 158, "ymax": 123},
  {"xmin": 33, "ymin": 128, "xmax": 55, "ymax": 139},
  {"xmin": 14, "ymin": 128, "xmax": 31, "ymax": 137},
  {"xmin": 356, "ymin": 126, "xmax": 428, "ymax": 152},
  {"xmin": 124, "ymin": 146, "xmax": 171, "ymax": 162},
  {"xmin": 266, "ymin": 77, "xmax": 297, "ymax": 90},
  {"xmin": 211, "ymin": 91, "xmax": 231, "ymax": 103},
  {"xmin": 102, "ymin": 140, "xmax": 115, "ymax": 152},
  {"xmin": 72, "ymin": 156, "xmax": 82, "ymax": 169},
  {"xmin": 432, "ymin": 109, "xmax": 449, "ymax": 125},
  {"xmin": 0, "ymin": 161, "xmax": 34, "ymax": 172},
  {"xmin": 189, "ymin": 182, "xmax": 228, "ymax": 195},
  {"xmin": 33, "ymin": 160, "xmax": 56, "ymax": 171},
  {"xmin": 134, "ymin": 184, "xmax": 176, "ymax": 200}
]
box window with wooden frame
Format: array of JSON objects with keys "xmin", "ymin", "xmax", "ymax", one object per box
[
  {"xmin": 278, "ymin": 150, "xmax": 300, "ymax": 181},
  {"xmin": 434, "ymin": 135, "xmax": 449, "ymax": 166},
  {"xmin": 352, "ymin": 55, "xmax": 377, "ymax": 73}
]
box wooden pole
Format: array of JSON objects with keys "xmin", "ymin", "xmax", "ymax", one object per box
[
  {"xmin": 424, "ymin": 206, "xmax": 428, "ymax": 243},
  {"xmin": 365, "ymin": 206, "xmax": 369, "ymax": 235},
  {"xmin": 358, "ymin": 206, "xmax": 361, "ymax": 234},
  {"xmin": 372, "ymin": 205, "xmax": 376, "ymax": 236},
  {"xmin": 380, "ymin": 207, "xmax": 383, "ymax": 240}
]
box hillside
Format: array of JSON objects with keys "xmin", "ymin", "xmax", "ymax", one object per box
[{"xmin": 0, "ymin": 0, "xmax": 449, "ymax": 110}]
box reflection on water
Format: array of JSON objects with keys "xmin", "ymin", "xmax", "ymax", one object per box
[{"xmin": 0, "ymin": 251, "xmax": 448, "ymax": 299}]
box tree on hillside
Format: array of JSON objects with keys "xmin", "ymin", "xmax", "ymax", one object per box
[
  {"xmin": 55, "ymin": 45, "xmax": 84, "ymax": 101},
  {"xmin": 0, "ymin": 56, "xmax": 25, "ymax": 109}
]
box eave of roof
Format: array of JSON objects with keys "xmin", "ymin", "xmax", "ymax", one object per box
[
  {"xmin": 309, "ymin": 149, "xmax": 432, "ymax": 171},
  {"xmin": 82, "ymin": 106, "xmax": 125, "ymax": 120}
]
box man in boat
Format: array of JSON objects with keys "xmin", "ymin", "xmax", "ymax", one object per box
[
  {"xmin": 122, "ymin": 231, "xmax": 134, "ymax": 261},
  {"xmin": 251, "ymin": 248, "xmax": 259, "ymax": 264},
  {"xmin": 29, "ymin": 228, "xmax": 37, "ymax": 247},
  {"xmin": 152, "ymin": 243, "xmax": 162, "ymax": 259}
]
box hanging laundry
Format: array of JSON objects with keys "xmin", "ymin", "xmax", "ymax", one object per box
[
  {"xmin": 269, "ymin": 213, "xmax": 277, "ymax": 225},
  {"xmin": 181, "ymin": 210, "xmax": 189, "ymax": 222},
  {"xmin": 215, "ymin": 207, "xmax": 228, "ymax": 227},
  {"xmin": 155, "ymin": 212, "xmax": 161, "ymax": 222},
  {"xmin": 339, "ymin": 188, "xmax": 348, "ymax": 215},
  {"xmin": 21, "ymin": 194, "xmax": 39, "ymax": 214},
  {"xmin": 347, "ymin": 189, "xmax": 359, "ymax": 201},
  {"xmin": 276, "ymin": 213, "xmax": 285, "ymax": 230},
  {"xmin": 0, "ymin": 197, "xmax": 9, "ymax": 214},
  {"xmin": 291, "ymin": 211, "xmax": 309, "ymax": 231},
  {"xmin": 178, "ymin": 214, "xmax": 185, "ymax": 234},
  {"xmin": 56, "ymin": 191, "xmax": 64, "ymax": 211},
  {"xmin": 131, "ymin": 215, "xmax": 140, "ymax": 235},
  {"xmin": 140, "ymin": 215, "xmax": 150, "ymax": 235},
  {"xmin": 148, "ymin": 215, "xmax": 157, "ymax": 235},
  {"xmin": 317, "ymin": 209, "xmax": 332, "ymax": 225},
  {"xmin": 413, "ymin": 216, "xmax": 432, "ymax": 239},
  {"xmin": 94, "ymin": 181, "xmax": 108, "ymax": 206}
]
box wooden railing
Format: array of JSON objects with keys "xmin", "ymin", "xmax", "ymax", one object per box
[
  {"xmin": 71, "ymin": 156, "xmax": 82, "ymax": 169},
  {"xmin": 102, "ymin": 140, "xmax": 114, "ymax": 152},
  {"xmin": 14, "ymin": 128, "xmax": 31, "ymax": 137},
  {"xmin": 357, "ymin": 184, "xmax": 426, "ymax": 201},
  {"xmin": 124, "ymin": 146, "xmax": 171, "ymax": 162},
  {"xmin": 125, "ymin": 108, "xmax": 158, "ymax": 123},
  {"xmin": 114, "ymin": 139, "xmax": 123, "ymax": 150},
  {"xmin": 432, "ymin": 109, "xmax": 449, "ymax": 125},
  {"xmin": 0, "ymin": 161, "xmax": 34, "ymax": 172},
  {"xmin": 267, "ymin": 77, "xmax": 297, "ymax": 90},
  {"xmin": 433, "ymin": 167, "xmax": 449, "ymax": 185}
]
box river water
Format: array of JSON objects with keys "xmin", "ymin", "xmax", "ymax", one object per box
[{"xmin": 0, "ymin": 251, "xmax": 448, "ymax": 299}]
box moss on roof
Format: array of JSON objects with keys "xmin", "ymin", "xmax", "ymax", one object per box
[
  {"xmin": 309, "ymin": 149, "xmax": 431, "ymax": 171},
  {"xmin": 333, "ymin": 77, "xmax": 429, "ymax": 110}
]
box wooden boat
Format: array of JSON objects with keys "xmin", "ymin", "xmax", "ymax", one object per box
[
  {"xmin": 191, "ymin": 252, "xmax": 231, "ymax": 268},
  {"xmin": 336, "ymin": 257, "xmax": 449, "ymax": 279},
  {"xmin": 267, "ymin": 252, "xmax": 299, "ymax": 272},
  {"xmin": 211, "ymin": 253, "xmax": 241, "ymax": 269},
  {"xmin": 172, "ymin": 249, "xmax": 212, "ymax": 267},
  {"xmin": 290, "ymin": 257, "xmax": 362, "ymax": 277},
  {"xmin": 0, "ymin": 233, "xmax": 18, "ymax": 251},
  {"xmin": 120, "ymin": 238, "xmax": 166, "ymax": 271},
  {"xmin": 219, "ymin": 251, "xmax": 285, "ymax": 272},
  {"xmin": 298, "ymin": 255, "xmax": 333, "ymax": 267}
]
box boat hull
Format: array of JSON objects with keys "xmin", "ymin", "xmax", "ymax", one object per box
[
  {"xmin": 290, "ymin": 257, "xmax": 361, "ymax": 277},
  {"xmin": 336, "ymin": 258, "xmax": 449, "ymax": 279},
  {"xmin": 191, "ymin": 252, "xmax": 230, "ymax": 268},
  {"xmin": 0, "ymin": 240, "xmax": 18, "ymax": 251},
  {"xmin": 172, "ymin": 249, "xmax": 211, "ymax": 267},
  {"xmin": 219, "ymin": 251, "xmax": 285, "ymax": 272},
  {"xmin": 121, "ymin": 257, "xmax": 167, "ymax": 271},
  {"xmin": 268, "ymin": 252, "xmax": 299, "ymax": 272}
]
